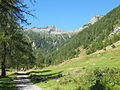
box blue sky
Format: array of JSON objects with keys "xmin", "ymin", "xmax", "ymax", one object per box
[{"xmin": 24, "ymin": 0, "xmax": 120, "ymax": 31}]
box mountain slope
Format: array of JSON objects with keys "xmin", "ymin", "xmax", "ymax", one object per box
[
  {"xmin": 49, "ymin": 5, "xmax": 120, "ymax": 64},
  {"xmin": 25, "ymin": 15, "xmax": 103, "ymax": 54},
  {"xmin": 25, "ymin": 30, "xmax": 74, "ymax": 54},
  {"xmin": 24, "ymin": 15, "xmax": 104, "ymax": 67}
]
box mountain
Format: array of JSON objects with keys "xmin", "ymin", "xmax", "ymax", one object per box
[
  {"xmin": 47, "ymin": 5, "xmax": 120, "ymax": 65},
  {"xmin": 24, "ymin": 15, "xmax": 105, "ymax": 67},
  {"xmin": 25, "ymin": 15, "xmax": 103, "ymax": 34},
  {"xmin": 24, "ymin": 15, "xmax": 103, "ymax": 56},
  {"xmin": 24, "ymin": 5, "xmax": 120, "ymax": 66}
]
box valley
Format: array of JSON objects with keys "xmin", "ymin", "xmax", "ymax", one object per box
[
  {"xmin": 28, "ymin": 40, "xmax": 120, "ymax": 90},
  {"xmin": 0, "ymin": 1, "xmax": 120, "ymax": 90}
]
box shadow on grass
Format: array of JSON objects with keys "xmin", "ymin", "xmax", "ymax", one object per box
[
  {"xmin": 90, "ymin": 80, "xmax": 105, "ymax": 90},
  {"xmin": 0, "ymin": 76, "xmax": 16, "ymax": 90},
  {"xmin": 29, "ymin": 70, "xmax": 63, "ymax": 84},
  {"xmin": 27, "ymin": 70, "xmax": 51, "ymax": 75}
]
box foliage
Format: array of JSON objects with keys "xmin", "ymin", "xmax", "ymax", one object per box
[
  {"xmin": 111, "ymin": 44, "xmax": 116, "ymax": 48},
  {"xmin": 57, "ymin": 68, "xmax": 120, "ymax": 90}
]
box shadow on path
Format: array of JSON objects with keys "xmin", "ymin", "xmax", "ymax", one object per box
[{"xmin": 14, "ymin": 72, "xmax": 42, "ymax": 90}]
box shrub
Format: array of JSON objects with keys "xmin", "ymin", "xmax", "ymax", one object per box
[
  {"xmin": 57, "ymin": 68, "xmax": 120, "ymax": 90},
  {"xmin": 111, "ymin": 44, "xmax": 116, "ymax": 48},
  {"xmin": 103, "ymin": 48, "xmax": 106, "ymax": 51}
]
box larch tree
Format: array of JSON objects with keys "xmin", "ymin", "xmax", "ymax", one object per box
[{"xmin": 0, "ymin": 0, "xmax": 35, "ymax": 77}]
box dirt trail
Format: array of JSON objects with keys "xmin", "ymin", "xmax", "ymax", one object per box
[{"xmin": 14, "ymin": 72, "xmax": 42, "ymax": 90}]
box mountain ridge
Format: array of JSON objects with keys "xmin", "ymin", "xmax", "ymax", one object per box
[{"xmin": 25, "ymin": 15, "xmax": 103, "ymax": 34}]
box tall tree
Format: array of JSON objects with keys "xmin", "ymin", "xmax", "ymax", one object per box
[{"xmin": 0, "ymin": 0, "xmax": 34, "ymax": 77}]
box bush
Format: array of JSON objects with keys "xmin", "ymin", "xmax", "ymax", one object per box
[
  {"xmin": 111, "ymin": 44, "xmax": 116, "ymax": 48},
  {"xmin": 103, "ymin": 48, "xmax": 106, "ymax": 51},
  {"xmin": 57, "ymin": 68, "xmax": 120, "ymax": 90},
  {"xmin": 86, "ymin": 68, "xmax": 120, "ymax": 90}
]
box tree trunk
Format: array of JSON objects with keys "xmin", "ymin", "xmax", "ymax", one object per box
[
  {"xmin": 1, "ymin": 61, "xmax": 6, "ymax": 78},
  {"xmin": 17, "ymin": 65, "xmax": 18, "ymax": 72},
  {"xmin": 1, "ymin": 43, "xmax": 6, "ymax": 78}
]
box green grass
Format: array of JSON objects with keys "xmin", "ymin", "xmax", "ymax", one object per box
[
  {"xmin": 0, "ymin": 70, "xmax": 17, "ymax": 90},
  {"xmin": 28, "ymin": 41, "xmax": 120, "ymax": 90}
]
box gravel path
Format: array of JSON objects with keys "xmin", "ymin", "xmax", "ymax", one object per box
[{"xmin": 14, "ymin": 72, "xmax": 42, "ymax": 90}]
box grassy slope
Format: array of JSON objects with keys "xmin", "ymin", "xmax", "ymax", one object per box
[{"xmin": 28, "ymin": 41, "xmax": 120, "ymax": 90}]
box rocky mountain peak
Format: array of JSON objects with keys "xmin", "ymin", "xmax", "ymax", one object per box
[{"xmin": 25, "ymin": 15, "xmax": 103, "ymax": 34}]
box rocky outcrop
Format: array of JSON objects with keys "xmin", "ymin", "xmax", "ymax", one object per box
[
  {"xmin": 109, "ymin": 25, "xmax": 120, "ymax": 36},
  {"xmin": 72, "ymin": 15, "xmax": 103, "ymax": 33},
  {"xmin": 88, "ymin": 15, "xmax": 103, "ymax": 25}
]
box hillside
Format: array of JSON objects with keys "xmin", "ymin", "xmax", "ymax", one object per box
[
  {"xmin": 48, "ymin": 5, "xmax": 120, "ymax": 65},
  {"xmin": 24, "ymin": 30, "xmax": 75, "ymax": 67},
  {"xmin": 25, "ymin": 30, "xmax": 73, "ymax": 53},
  {"xmin": 24, "ymin": 15, "xmax": 103, "ymax": 52},
  {"xmin": 28, "ymin": 40, "xmax": 120, "ymax": 90},
  {"xmin": 24, "ymin": 15, "xmax": 103, "ymax": 67}
]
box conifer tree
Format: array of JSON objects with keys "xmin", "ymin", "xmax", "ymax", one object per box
[{"xmin": 0, "ymin": 0, "xmax": 34, "ymax": 77}]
